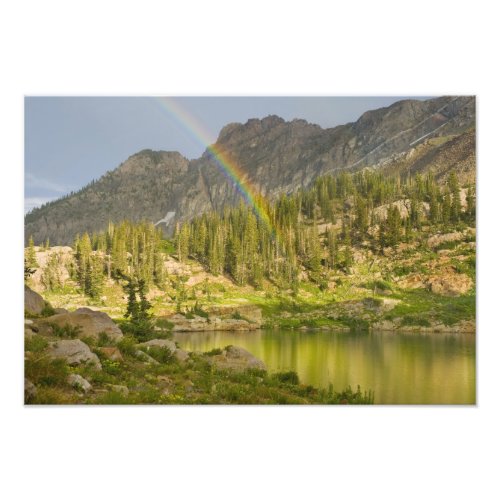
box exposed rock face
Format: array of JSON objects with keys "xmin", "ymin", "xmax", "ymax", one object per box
[
  {"xmin": 205, "ymin": 346, "xmax": 266, "ymax": 373},
  {"xmin": 36, "ymin": 308, "xmax": 123, "ymax": 341},
  {"xmin": 25, "ymin": 378, "xmax": 37, "ymax": 402},
  {"xmin": 25, "ymin": 96, "xmax": 475, "ymax": 245},
  {"xmin": 47, "ymin": 339, "xmax": 102, "ymax": 369},
  {"xmin": 167, "ymin": 313, "xmax": 260, "ymax": 332},
  {"xmin": 372, "ymin": 318, "xmax": 475, "ymax": 334},
  {"xmin": 99, "ymin": 347, "xmax": 124, "ymax": 362},
  {"xmin": 24, "ymin": 285, "xmax": 45, "ymax": 316},
  {"xmin": 164, "ymin": 305, "xmax": 262, "ymax": 332},
  {"xmin": 136, "ymin": 339, "xmax": 189, "ymax": 363},
  {"xmin": 68, "ymin": 374, "xmax": 92, "ymax": 393},
  {"xmin": 427, "ymin": 274, "xmax": 473, "ymax": 296}
]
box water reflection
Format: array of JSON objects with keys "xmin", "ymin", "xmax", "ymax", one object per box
[{"xmin": 174, "ymin": 329, "xmax": 476, "ymax": 404}]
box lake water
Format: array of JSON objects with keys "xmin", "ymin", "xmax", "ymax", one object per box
[{"xmin": 173, "ymin": 329, "xmax": 476, "ymax": 404}]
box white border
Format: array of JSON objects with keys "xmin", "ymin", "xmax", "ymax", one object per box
[{"xmin": 2, "ymin": 1, "xmax": 499, "ymax": 499}]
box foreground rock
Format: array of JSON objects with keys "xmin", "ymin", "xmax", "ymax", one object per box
[
  {"xmin": 37, "ymin": 308, "xmax": 123, "ymax": 341},
  {"xmin": 25, "ymin": 378, "xmax": 37, "ymax": 402},
  {"xmin": 205, "ymin": 346, "xmax": 266, "ymax": 373},
  {"xmin": 47, "ymin": 339, "xmax": 102, "ymax": 369},
  {"xmin": 137, "ymin": 339, "xmax": 189, "ymax": 363},
  {"xmin": 68, "ymin": 374, "xmax": 92, "ymax": 393},
  {"xmin": 24, "ymin": 285, "xmax": 46, "ymax": 316}
]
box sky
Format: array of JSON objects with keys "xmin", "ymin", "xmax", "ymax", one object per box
[{"xmin": 24, "ymin": 96, "xmax": 433, "ymax": 213}]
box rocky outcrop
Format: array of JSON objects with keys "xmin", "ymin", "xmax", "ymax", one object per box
[
  {"xmin": 165, "ymin": 305, "xmax": 262, "ymax": 332},
  {"xmin": 372, "ymin": 318, "xmax": 475, "ymax": 334},
  {"xmin": 24, "ymin": 285, "xmax": 46, "ymax": 316},
  {"xmin": 25, "ymin": 378, "xmax": 37, "ymax": 402},
  {"xmin": 36, "ymin": 308, "xmax": 123, "ymax": 341},
  {"xmin": 25, "ymin": 96, "xmax": 475, "ymax": 245},
  {"xmin": 427, "ymin": 274, "xmax": 473, "ymax": 296},
  {"xmin": 136, "ymin": 339, "xmax": 189, "ymax": 363},
  {"xmin": 98, "ymin": 347, "xmax": 124, "ymax": 362},
  {"xmin": 68, "ymin": 374, "xmax": 92, "ymax": 393},
  {"xmin": 205, "ymin": 346, "xmax": 266, "ymax": 373},
  {"xmin": 47, "ymin": 339, "xmax": 102, "ymax": 369},
  {"xmin": 167, "ymin": 314, "xmax": 260, "ymax": 332}
]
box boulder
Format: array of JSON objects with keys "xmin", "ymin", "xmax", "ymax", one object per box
[
  {"xmin": 25, "ymin": 285, "xmax": 46, "ymax": 316},
  {"xmin": 137, "ymin": 339, "xmax": 189, "ymax": 363},
  {"xmin": 25, "ymin": 378, "xmax": 37, "ymax": 403},
  {"xmin": 206, "ymin": 345, "xmax": 266, "ymax": 373},
  {"xmin": 37, "ymin": 308, "xmax": 123, "ymax": 341},
  {"xmin": 427, "ymin": 274, "xmax": 473, "ymax": 296},
  {"xmin": 68, "ymin": 374, "xmax": 92, "ymax": 393},
  {"xmin": 138, "ymin": 339, "xmax": 177, "ymax": 351},
  {"xmin": 99, "ymin": 346, "xmax": 124, "ymax": 362},
  {"xmin": 54, "ymin": 308, "xmax": 69, "ymax": 315},
  {"xmin": 47, "ymin": 339, "xmax": 102, "ymax": 369},
  {"xmin": 134, "ymin": 349, "xmax": 159, "ymax": 364},
  {"xmin": 107, "ymin": 384, "xmax": 129, "ymax": 397}
]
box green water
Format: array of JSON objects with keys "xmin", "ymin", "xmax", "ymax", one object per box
[{"xmin": 174, "ymin": 329, "xmax": 476, "ymax": 404}]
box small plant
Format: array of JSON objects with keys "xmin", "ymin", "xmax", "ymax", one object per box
[
  {"xmin": 273, "ymin": 371, "xmax": 300, "ymax": 385},
  {"xmin": 25, "ymin": 335, "xmax": 49, "ymax": 353},
  {"xmin": 102, "ymin": 359, "xmax": 122, "ymax": 375},
  {"xmin": 40, "ymin": 302, "xmax": 56, "ymax": 317},
  {"xmin": 50, "ymin": 323, "xmax": 82, "ymax": 339},
  {"xmin": 117, "ymin": 335, "xmax": 138, "ymax": 357},
  {"xmin": 139, "ymin": 346, "xmax": 174, "ymax": 364},
  {"xmin": 205, "ymin": 347, "xmax": 223, "ymax": 356},
  {"xmin": 97, "ymin": 331, "xmax": 112, "ymax": 347},
  {"xmin": 25, "ymin": 356, "xmax": 69, "ymax": 387}
]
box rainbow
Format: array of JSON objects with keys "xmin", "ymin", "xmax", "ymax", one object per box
[{"xmin": 153, "ymin": 97, "xmax": 275, "ymax": 235}]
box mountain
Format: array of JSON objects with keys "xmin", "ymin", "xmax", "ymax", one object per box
[{"xmin": 25, "ymin": 95, "xmax": 475, "ymax": 245}]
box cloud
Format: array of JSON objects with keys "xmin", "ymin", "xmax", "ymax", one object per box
[
  {"xmin": 25, "ymin": 172, "xmax": 71, "ymax": 194},
  {"xmin": 24, "ymin": 196, "xmax": 58, "ymax": 214}
]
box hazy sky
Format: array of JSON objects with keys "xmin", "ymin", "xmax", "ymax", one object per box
[{"xmin": 25, "ymin": 96, "xmax": 433, "ymax": 213}]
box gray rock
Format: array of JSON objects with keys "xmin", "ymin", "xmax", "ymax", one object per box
[
  {"xmin": 47, "ymin": 339, "xmax": 102, "ymax": 369},
  {"xmin": 25, "ymin": 378, "xmax": 37, "ymax": 402},
  {"xmin": 37, "ymin": 308, "xmax": 123, "ymax": 341},
  {"xmin": 134, "ymin": 349, "xmax": 160, "ymax": 365},
  {"xmin": 24, "ymin": 285, "xmax": 46, "ymax": 316},
  {"xmin": 137, "ymin": 339, "xmax": 177, "ymax": 351},
  {"xmin": 206, "ymin": 345, "xmax": 266, "ymax": 373},
  {"xmin": 107, "ymin": 384, "xmax": 129, "ymax": 397},
  {"xmin": 68, "ymin": 374, "xmax": 92, "ymax": 393}
]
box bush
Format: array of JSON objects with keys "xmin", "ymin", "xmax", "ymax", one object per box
[
  {"xmin": 121, "ymin": 319, "xmax": 155, "ymax": 342},
  {"xmin": 25, "ymin": 335, "xmax": 49, "ymax": 353},
  {"xmin": 401, "ymin": 316, "xmax": 431, "ymax": 327},
  {"xmin": 25, "ymin": 357, "xmax": 68, "ymax": 387},
  {"xmin": 205, "ymin": 347, "xmax": 223, "ymax": 356},
  {"xmin": 139, "ymin": 346, "xmax": 175, "ymax": 364},
  {"xmin": 41, "ymin": 302, "xmax": 56, "ymax": 317},
  {"xmin": 117, "ymin": 335, "xmax": 138, "ymax": 357},
  {"xmin": 50, "ymin": 323, "xmax": 82, "ymax": 339},
  {"xmin": 273, "ymin": 371, "xmax": 300, "ymax": 385}
]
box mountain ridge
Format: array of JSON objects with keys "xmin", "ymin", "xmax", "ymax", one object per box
[{"xmin": 25, "ymin": 96, "xmax": 475, "ymax": 245}]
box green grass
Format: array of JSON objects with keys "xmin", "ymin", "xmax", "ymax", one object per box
[{"xmin": 386, "ymin": 289, "xmax": 475, "ymax": 326}]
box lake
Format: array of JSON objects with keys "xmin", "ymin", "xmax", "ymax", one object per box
[{"xmin": 173, "ymin": 329, "xmax": 476, "ymax": 404}]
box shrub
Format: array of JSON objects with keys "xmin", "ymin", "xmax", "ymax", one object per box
[
  {"xmin": 205, "ymin": 347, "xmax": 223, "ymax": 356},
  {"xmin": 25, "ymin": 357, "xmax": 68, "ymax": 387},
  {"xmin": 401, "ymin": 316, "xmax": 431, "ymax": 327},
  {"xmin": 40, "ymin": 302, "xmax": 56, "ymax": 317},
  {"xmin": 273, "ymin": 371, "xmax": 300, "ymax": 385},
  {"xmin": 139, "ymin": 346, "xmax": 174, "ymax": 364},
  {"xmin": 117, "ymin": 335, "xmax": 137, "ymax": 357},
  {"xmin": 50, "ymin": 323, "xmax": 82, "ymax": 339},
  {"xmin": 25, "ymin": 335, "xmax": 49, "ymax": 353}
]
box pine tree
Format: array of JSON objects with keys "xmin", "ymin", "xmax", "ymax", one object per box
[
  {"xmin": 25, "ymin": 235, "xmax": 38, "ymax": 268},
  {"xmin": 449, "ymin": 172, "xmax": 461, "ymax": 223}
]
